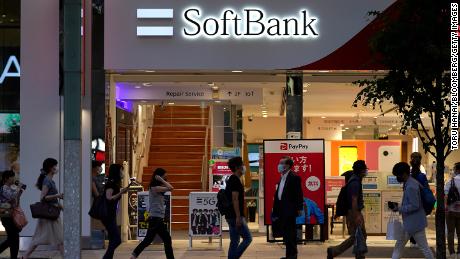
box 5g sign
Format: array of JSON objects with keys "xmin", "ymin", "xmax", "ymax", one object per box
[{"xmin": 0, "ymin": 56, "xmax": 20, "ymax": 85}]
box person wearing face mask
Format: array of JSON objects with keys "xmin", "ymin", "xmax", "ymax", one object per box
[
  {"xmin": 225, "ymin": 156, "xmax": 252, "ymax": 259},
  {"xmin": 327, "ymin": 160, "xmax": 368, "ymax": 259},
  {"xmin": 390, "ymin": 162, "xmax": 434, "ymax": 259},
  {"xmin": 272, "ymin": 156, "xmax": 303, "ymax": 259}
]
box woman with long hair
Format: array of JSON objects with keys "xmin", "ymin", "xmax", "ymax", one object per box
[
  {"xmin": 130, "ymin": 168, "xmax": 175, "ymax": 259},
  {"xmin": 102, "ymin": 164, "xmax": 130, "ymax": 259},
  {"xmin": 23, "ymin": 158, "xmax": 64, "ymax": 259},
  {"xmin": 0, "ymin": 170, "xmax": 24, "ymax": 258}
]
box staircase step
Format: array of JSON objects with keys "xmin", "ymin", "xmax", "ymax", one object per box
[
  {"xmin": 173, "ymin": 189, "xmax": 201, "ymax": 196},
  {"xmin": 152, "ymin": 126, "xmax": 207, "ymax": 132},
  {"xmin": 170, "ymin": 181, "xmax": 202, "ymax": 189},
  {"xmin": 163, "ymin": 174, "xmax": 202, "ymax": 182},
  {"xmin": 154, "ymin": 118, "xmax": 209, "ymax": 126},
  {"xmin": 144, "ymin": 166, "xmax": 201, "ymax": 174},
  {"xmin": 172, "ymin": 206, "xmax": 189, "ymax": 215},
  {"xmin": 150, "ymin": 145, "xmax": 205, "ymax": 153},
  {"xmin": 151, "ymin": 131, "xmax": 206, "ymax": 139},
  {"xmin": 148, "ymin": 159, "xmax": 202, "ymax": 166},
  {"xmin": 151, "ymin": 138, "xmax": 205, "ymax": 145},
  {"xmin": 172, "ymin": 214, "xmax": 190, "ymax": 223},
  {"xmin": 149, "ymin": 152, "xmax": 203, "ymax": 160},
  {"xmin": 171, "ymin": 222, "xmax": 188, "ymax": 230},
  {"xmin": 172, "ymin": 199, "xmax": 189, "ymax": 206},
  {"xmin": 155, "ymin": 111, "xmax": 209, "ymax": 119}
]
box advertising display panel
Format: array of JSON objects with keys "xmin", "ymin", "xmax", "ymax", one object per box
[
  {"xmin": 264, "ymin": 140, "xmax": 325, "ymax": 225},
  {"xmin": 363, "ymin": 191, "xmax": 382, "ymax": 233},
  {"xmin": 210, "ymin": 160, "xmax": 233, "ymax": 192},
  {"xmin": 137, "ymin": 191, "xmax": 171, "ymax": 240},
  {"xmin": 189, "ymin": 192, "xmax": 221, "ymax": 237}
]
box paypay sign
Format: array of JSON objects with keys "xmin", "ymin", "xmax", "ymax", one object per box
[{"xmin": 264, "ymin": 140, "xmax": 325, "ymax": 225}]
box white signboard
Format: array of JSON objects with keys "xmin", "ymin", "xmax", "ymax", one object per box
[
  {"xmin": 220, "ymin": 88, "xmax": 263, "ymax": 104},
  {"xmin": 189, "ymin": 192, "xmax": 221, "ymax": 237}
]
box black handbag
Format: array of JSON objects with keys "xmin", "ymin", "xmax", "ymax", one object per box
[
  {"xmin": 271, "ymin": 213, "xmax": 283, "ymax": 238},
  {"xmin": 30, "ymin": 201, "xmax": 60, "ymax": 220},
  {"xmin": 88, "ymin": 195, "xmax": 108, "ymax": 220}
]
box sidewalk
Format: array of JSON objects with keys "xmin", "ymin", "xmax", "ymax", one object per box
[{"xmin": 1, "ymin": 231, "xmax": 436, "ymax": 258}]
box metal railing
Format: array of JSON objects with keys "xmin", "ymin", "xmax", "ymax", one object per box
[
  {"xmin": 134, "ymin": 106, "xmax": 154, "ymax": 181},
  {"xmin": 201, "ymin": 125, "xmax": 209, "ymax": 191}
]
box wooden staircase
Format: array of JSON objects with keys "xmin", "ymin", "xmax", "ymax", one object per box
[{"xmin": 142, "ymin": 105, "xmax": 209, "ymax": 230}]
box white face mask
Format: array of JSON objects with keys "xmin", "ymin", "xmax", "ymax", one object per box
[{"xmin": 241, "ymin": 166, "xmax": 247, "ymax": 174}]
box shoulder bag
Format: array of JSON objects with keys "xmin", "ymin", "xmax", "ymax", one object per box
[{"xmin": 30, "ymin": 198, "xmax": 60, "ymax": 220}]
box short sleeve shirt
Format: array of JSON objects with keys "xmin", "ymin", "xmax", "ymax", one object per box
[
  {"xmin": 43, "ymin": 176, "xmax": 59, "ymax": 204},
  {"xmin": 225, "ymin": 174, "xmax": 245, "ymax": 219},
  {"xmin": 104, "ymin": 180, "xmax": 121, "ymax": 220},
  {"xmin": 347, "ymin": 175, "xmax": 364, "ymax": 211}
]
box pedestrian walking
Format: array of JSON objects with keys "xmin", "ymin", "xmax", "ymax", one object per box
[
  {"xmin": 327, "ymin": 160, "xmax": 368, "ymax": 259},
  {"xmin": 390, "ymin": 162, "xmax": 434, "ymax": 259},
  {"xmin": 130, "ymin": 168, "xmax": 174, "ymax": 259},
  {"xmin": 101, "ymin": 164, "xmax": 131, "ymax": 259},
  {"xmin": 272, "ymin": 156, "xmax": 303, "ymax": 259},
  {"xmin": 445, "ymin": 162, "xmax": 460, "ymax": 258},
  {"xmin": 225, "ymin": 156, "xmax": 252, "ymax": 259},
  {"xmin": 0, "ymin": 170, "xmax": 24, "ymax": 259},
  {"xmin": 23, "ymin": 158, "xmax": 64, "ymax": 259}
]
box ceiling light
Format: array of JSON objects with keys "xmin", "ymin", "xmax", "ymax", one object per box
[
  {"xmin": 321, "ymin": 116, "xmax": 327, "ymax": 119},
  {"xmin": 207, "ymin": 82, "xmax": 215, "ymax": 87},
  {"xmin": 388, "ymin": 128, "xmax": 393, "ymax": 131},
  {"xmin": 1, "ymin": 15, "xmax": 5, "ymax": 18},
  {"xmin": 214, "ymin": 100, "xmax": 221, "ymax": 103},
  {"xmin": 141, "ymin": 100, "xmax": 147, "ymax": 103},
  {"xmin": 318, "ymin": 70, "xmax": 330, "ymax": 73},
  {"xmin": 392, "ymin": 124, "xmax": 397, "ymax": 127},
  {"xmin": 303, "ymin": 89, "xmax": 308, "ymax": 93},
  {"xmin": 345, "ymin": 127, "xmax": 350, "ymax": 130},
  {"xmin": 134, "ymin": 86, "xmax": 142, "ymax": 89},
  {"xmin": 262, "ymin": 115, "xmax": 268, "ymax": 118},
  {"xmin": 339, "ymin": 124, "xmax": 344, "ymax": 127},
  {"xmin": 373, "ymin": 116, "xmax": 378, "ymax": 119},
  {"xmin": 145, "ymin": 70, "xmax": 155, "ymax": 73},
  {"xmin": 231, "ymin": 70, "xmax": 243, "ymax": 73},
  {"xmin": 168, "ymin": 102, "xmax": 175, "ymax": 105},
  {"xmin": 341, "ymin": 129, "xmax": 346, "ymax": 132},
  {"xmin": 212, "ymin": 86, "xmax": 219, "ymax": 90},
  {"xmin": 357, "ymin": 126, "xmax": 362, "ymax": 129},
  {"xmin": 142, "ymin": 83, "xmax": 152, "ymax": 87}
]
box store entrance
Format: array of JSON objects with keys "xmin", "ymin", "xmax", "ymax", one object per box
[{"xmin": 103, "ymin": 70, "xmax": 435, "ymax": 243}]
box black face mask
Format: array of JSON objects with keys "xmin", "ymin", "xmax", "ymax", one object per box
[{"xmin": 396, "ymin": 175, "xmax": 404, "ymax": 183}]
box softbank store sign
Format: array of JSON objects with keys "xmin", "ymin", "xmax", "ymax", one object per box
[
  {"xmin": 105, "ymin": 0, "xmax": 395, "ymax": 70},
  {"xmin": 136, "ymin": 8, "xmax": 319, "ymax": 39}
]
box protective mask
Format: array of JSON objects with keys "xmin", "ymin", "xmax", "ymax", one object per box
[
  {"xmin": 277, "ymin": 164, "xmax": 285, "ymax": 174},
  {"xmin": 241, "ymin": 166, "xmax": 247, "ymax": 174}
]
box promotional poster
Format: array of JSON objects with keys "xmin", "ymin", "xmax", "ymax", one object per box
[
  {"xmin": 264, "ymin": 140, "xmax": 325, "ymax": 225},
  {"xmin": 210, "ymin": 160, "xmax": 233, "ymax": 192},
  {"xmin": 189, "ymin": 192, "xmax": 221, "ymax": 237}
]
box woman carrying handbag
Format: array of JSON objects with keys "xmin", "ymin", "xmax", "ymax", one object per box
[
  {"xmin": 23, "ymin": 158, "xmax": 64, "ymax": 259},
  {"xmin": 0, "ymin": 170, "xmax": 25, "ymax": 259}
]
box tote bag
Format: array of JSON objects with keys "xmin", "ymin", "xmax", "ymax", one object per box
[{"xmin": 386, "ymin": 212, "xmax": 403, "ymax": 240}]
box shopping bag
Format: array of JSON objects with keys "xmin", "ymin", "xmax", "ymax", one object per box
[
  {"xmin": 386, "ymin": 212, "xmax": 403, "ymax": 240},
  {"xmin": 353, "ymin": 226, "xmax": 368, "ymax": 255}
]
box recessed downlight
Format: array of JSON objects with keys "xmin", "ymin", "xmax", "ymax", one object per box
[
  {"xmin": 134, "ymin": 86, "xmax": 142, "ymax": 89},
  {"xmin": 231, "ymin": 70, "xmax": 243, "ymax": 73},
  {"xmin": 143, "ymin": 83, "xmax": 152, "ymax": 87},
  {"xmin": 168, "ymin": 102, "xmax": 175, "ymax": 105}
]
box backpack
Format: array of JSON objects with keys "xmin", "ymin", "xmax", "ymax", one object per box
[
  {"xmin": 216, "ymin": 189, "xmax": 231, "ymax": 216},
  {"xmin": 419, "ymin": 184, "xmax": 436, "ymax": 215},
  {"xmin": 335, "ymin": 178, "xmax": 360, "ymax": 217},
  {"xmin": 448, "ymin": 179, "xmax": 460, "ymax": 206},
  {"xmin": 335, "ymin": 185, "xmax": 349, "ymax": 217}
]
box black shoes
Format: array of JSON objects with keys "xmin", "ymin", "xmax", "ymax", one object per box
[{"xmin": 327, "ymin": 247, "xmax": 334, "ymax": 259}]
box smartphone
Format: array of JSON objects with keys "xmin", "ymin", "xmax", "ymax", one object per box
[
  {"xmin": 388, "ymin": 201, "xmax": 398, "ymax": 210},
  {"xmin": 21, "ymin": 184, "xmax": 27, "ymax": 190}
]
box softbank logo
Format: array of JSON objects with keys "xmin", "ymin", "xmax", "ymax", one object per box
[
  {"xmin": 136, "ymin": 9, "xmax": 174, "ymax": 36},
  {"xmin": 136, "ymin": 7, "xmax": 319, "ymax": 40},
  {"xmin": 280, "ymin": 143, "xmax": 308, "ymax": 151}
]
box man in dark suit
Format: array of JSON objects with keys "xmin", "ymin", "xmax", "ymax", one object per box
[{"xmin": 272, "ymin": 156, "xmax": 303, "ymax": 259}]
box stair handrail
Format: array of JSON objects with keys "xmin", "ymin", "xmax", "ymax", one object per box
[
  {"xmin": 134, "ymin": 106, "xmax": 154, "ymax": 182},
  {"xmin": 201, "ymin": 125, "xmax": 209, "ymax": 191}
]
